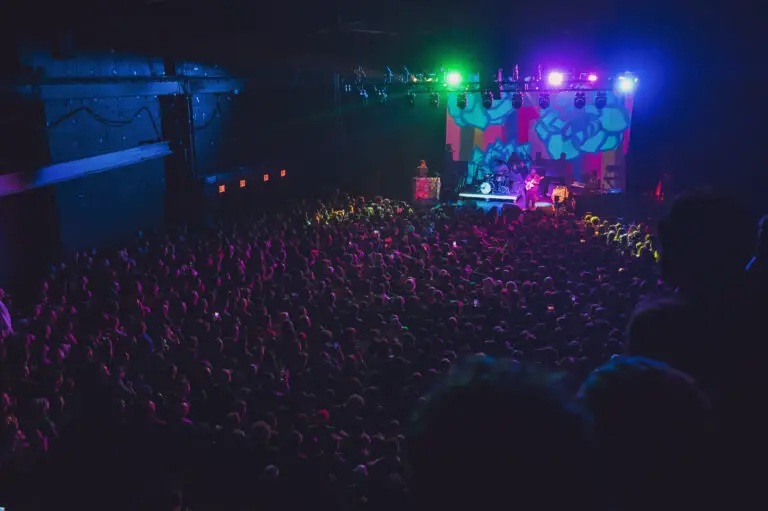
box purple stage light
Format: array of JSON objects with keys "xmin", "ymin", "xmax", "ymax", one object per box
[
  {"xmin": 587, "ymin": 74, "xmax": 598, "ymax": 82},
  {"xmin": 547, "ymin": 72, "xmax": 564, "ymax": 87}
]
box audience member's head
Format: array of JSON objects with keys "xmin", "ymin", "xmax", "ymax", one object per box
[
  {"xmin": 627, "ymin": 297, "xmax": 700, "ymax": 376},
  {"xmin": 409, "ymin": 356, "xmax": 601, "ymax": 511},
  {"xmin": 659, "ymin": 192, "xmax": 754, "ymax": 293},
  {"xmin": 577, "ymin": 356, "xmax": 716, "ymax": 511}
]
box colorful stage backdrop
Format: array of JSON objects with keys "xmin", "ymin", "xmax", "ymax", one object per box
[{"xmin": 446, "ymin": 90, "xmax": 634, "ymax": 191}]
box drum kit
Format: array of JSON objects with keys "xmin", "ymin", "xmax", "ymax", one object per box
[{"xmin": 476, "ymin": 163, "xmax": 529, "ymax": 197}]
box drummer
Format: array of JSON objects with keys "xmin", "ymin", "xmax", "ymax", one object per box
[{"xmin": 494, "ymin": 159, "xmax": 511, "ymax": 177}]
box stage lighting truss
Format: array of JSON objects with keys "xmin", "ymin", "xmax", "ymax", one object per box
[{"xmin": 339, "ymin": 66, "xmax": 635, "ymax": 108}]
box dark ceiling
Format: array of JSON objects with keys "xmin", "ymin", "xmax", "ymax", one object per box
[
  {"xmin": 2, "ymin": 0, "xmax": 764, "ymax": 188},
  {"xmin": 3, "ymin": 0, "xmax": 758, "ymax": 81}
]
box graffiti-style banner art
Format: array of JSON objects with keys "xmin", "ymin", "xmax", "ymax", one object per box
[{"xmin": 445, "ymin": 89, "xmax": 634, "ymax": 191}]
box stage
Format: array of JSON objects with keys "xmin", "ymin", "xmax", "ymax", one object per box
[
  {"xmin": 452, "ymin": 197, "xmax": 558, "ymax": 214},
  {"xmin": 440, "ymin": 191, "xmax": 665, "ymax": 224},
  {"xmin": 445, "ymin": 78, "xmax": 635, "ymax": 199}
]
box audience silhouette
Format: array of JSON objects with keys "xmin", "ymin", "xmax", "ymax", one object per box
[{"xmin": 0, "ymin": 191, "xmax": 764, "ymax": 511}]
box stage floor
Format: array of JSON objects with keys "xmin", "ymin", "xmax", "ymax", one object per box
[{"xmin": 452, "ymin": 199, "xmax": 555, "ymax": 212}]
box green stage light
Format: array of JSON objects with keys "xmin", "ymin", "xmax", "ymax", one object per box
[{"xmin": 446, "ymin": 72, "xmax": 462, "ymax": 86}]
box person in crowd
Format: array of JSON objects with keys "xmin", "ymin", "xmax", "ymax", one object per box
[
  {"xmin": 408, "ymin": 356, "xmax": 602, "ymax": 511},
  {"xmin": 627, "ymin": 296, "xmax": 693, "ymax": 372},
  {"xmin": 0, "ymin": 191, "xmax": 751, "ymax": 510},
  {"xmin": 659, "ymin": 192, "xmax": 755, "ymax": 298},
  {"xmin": 632, "ymin": 192, "xmax": 766, "ymax": 508},
  {"xmin": 577, "ymin": 356, "xmax": 717, "ymax": 511}
]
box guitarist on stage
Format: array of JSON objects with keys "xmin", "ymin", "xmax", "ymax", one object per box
[{"xmin": 524, "ymin": 168, "xmax": 542, "ymax": 210}]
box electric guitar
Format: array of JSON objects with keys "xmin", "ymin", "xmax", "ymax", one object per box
[{"xmin": 524, "ymin": 175, "xmax": 542, "ymax": 191}]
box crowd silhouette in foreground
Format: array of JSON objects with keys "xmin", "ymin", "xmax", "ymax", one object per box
[{"xmin": 0, "ymin": 191, "xmax": 766, "ymax": 511}]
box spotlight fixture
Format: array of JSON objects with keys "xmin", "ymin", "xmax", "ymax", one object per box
[
  {"xmin": 547, "ymin": 71, "xmax": 564, "ymax": 87},
  {"xmin": 512, "ymin": 92, "xmax": 523, "ymax": 109},
  {"xmin": 218, "ymin": 184, "xmax": 226, "ymax": 194},
  {"xmin": 482, "ymin": 91, "xmax": 493, "ymax": 109},
  {"xmin": 616, "ymin": 74, "xmax": 637, "ymax": 93},
  {"xmin": 538, "ymin": 92, "xmax": 550, "ymax": 109},
  {"xmin": 445, "ymin": 71, "xmax": 462, "ymax": 86},
  {"xmin": 595, "ymin": 91, "xmax": 607, "ymax": 109},
  {"xmin": 263, "ymin": 174, "xmax": 269, "ymax": 182},
  {"xmin": 457, "ymin": 92, "xmax": 467, "ymax": 109},
  {"xmin": 239, "ymin": 179, "xmax": 246, "ymax": 188},
  {"xmin": 280, "ymin": 169, "xmax": 286, "ymax": 177},
  {"xmin": 574, "ymin": 92, "xmax": 586, "ymax": 109},
  {"xmin": 406, "ymin": 91, "xmax": 416, "ymax": 106},
  {"xmin": 430, "ymin": 92, "xmax": 440, "ymax": 107},
  {"xmin": 359, "ymin": 88, "xmax": 369, "ymax": 103},
  {"xmin": 587, "ymin": 73, "xmax": 598, "ymax": 83}
]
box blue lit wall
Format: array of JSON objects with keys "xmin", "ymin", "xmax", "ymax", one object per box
[
  {"xmin": 55, "ymin": 158, "xmax": 166, "ymax": 255},
  {"xmin": 179, "ymin": 62, "xmax": 236, "ymax": 177},
  {"xmin": 18, "ymin": 51, "xmax": 168, "ymax": 251},
  {"xmin": 13, "ymin": 52, "xmax": 238, "ymax": 253}
]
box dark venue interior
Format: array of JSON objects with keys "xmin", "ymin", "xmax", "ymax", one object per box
[{"xmin": 0, "ymin": 1, "xmax": 765, "ymax": 511}]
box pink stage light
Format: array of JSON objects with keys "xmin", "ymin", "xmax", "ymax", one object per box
[
  {"xmin": 587, "ymin": 74, "xmax": 598, "ymax": 82},
  {"xmin": 547, "ymin": 72, "xmax": 564, "ymax": 87}
]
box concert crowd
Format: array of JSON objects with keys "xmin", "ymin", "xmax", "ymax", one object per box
[{"xmin": 0, "ymin": 192, "xmax": 766, "ymax": 511}]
